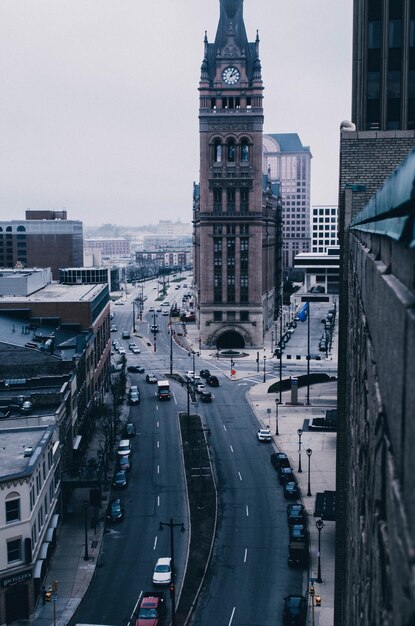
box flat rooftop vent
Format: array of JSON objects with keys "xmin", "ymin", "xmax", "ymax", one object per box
[{"xmin": 23, "ymin": 447, "xmax": 33, "ymax": 457}]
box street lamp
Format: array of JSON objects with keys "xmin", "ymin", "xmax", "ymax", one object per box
[
  {"xmin": 159, "ymin": 518, "xmax": 185, "ymax": 626},
  {"xmin": 83, "ymin": 501, "xmax": 89, "ymax": 561},
  {"xmin": 153, "ymin": 312, "xmax": 158, "ymax": 352},
  {"xmin": 306, "ymin": 448, "xmax": 312, "ymax": 496},
  {"xmin": 263, "ymin": 355, "xmax": 266, "ymax": 383},
  {"xmin": 297, "ymin": 428, "xmax": 303, "ymax": 472},
  {"xmin": 275, "ymin": 399, "xmax": 280, "ymax": 436},
  {"xmin": 316, "ymin": 518, "xmax": 324, "ymax": 583},
  {"xmin": 271, "ymin": 330, "xmax": 274, "ymax": 354}
]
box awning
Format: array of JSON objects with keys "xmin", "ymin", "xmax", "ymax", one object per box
[
  {"xmin": 45, "ymin": 528, "xmax": 54, "ymax": 542},
  {"xmin": 72, "ymin": 435, "xmax": 82, "ymax": 450},
  {"xmin": 33, "ymin": 559, "xmax": 44, "ymax": 579},
  {"xmin": 49, "ymin": 513, "xmax": 59, "ymax": 529},
  {"xmin": 39, "ymin": 543, "xmax": 49, "ymax": 559}
]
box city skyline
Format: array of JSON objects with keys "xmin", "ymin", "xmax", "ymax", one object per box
[{"xmin": 0, "ymin": 0, "xmax": 352, "ymax": 226}]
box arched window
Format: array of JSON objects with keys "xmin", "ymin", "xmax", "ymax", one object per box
[
  {"xmin": 5, "ymin": 492, "xmax": 21, "ymax": 523},
  {"xmin": 241, "ymin": 138, "xmax": 249, "ymax": 162},
  {"xmin": 213, "ymin": 139, "xmax": 222, "ymax": 163},
  {"xmin": 227, "ymin": 139, "xmax": 235, "ymax": 162},
  {"xmin": 16, "ymin": 225, "xmax": 26, "ymax": 232}
]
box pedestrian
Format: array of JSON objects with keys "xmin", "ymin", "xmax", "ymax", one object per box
[{"xmin": 41, "ymin": 585, "xmax": 46, "ymax": 605}]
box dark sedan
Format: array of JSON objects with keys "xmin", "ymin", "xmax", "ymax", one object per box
[
  {"xmin": 118, "ymin": 455, "xmax": 132, "ymax": 472},
  {"xmin": 284, "ymin": 481, "xmax": 300, "ymax": 499},
  {"xmin": 112, "ymin": 470, "xmax": 128, "ymax": 489},
  {"xmin": 206, "ymin": 375, "xmax": 219, "ymax": 387},
  {"xmin": 199, "ymin": 369, "xmax": 211, "ymax": 379},
  {"xmin": 277, "ymin": 466, "xmax": 295, "ymax": 484},
  {"xmin": 124, "ymin": 422, "xmax": 136, "ymax": 438},
  {"xmin": 200, "ymin": 390, "xmax": 212, "ymax": 403},
  {"xmin": 127, "ymin": 365, "xmax": 145, "ymax": 373},
  {"xmin": 283, "ymin": 595, "xmax": 307, "ymax": 625},
  {"xmin": 106, "ymin": 498, "xmax": 124, "ymax": 523}
]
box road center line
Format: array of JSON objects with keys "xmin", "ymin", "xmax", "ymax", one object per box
[
  {"xmin": 223, "ymin": 424, "xmax": 227, "ymax": 431},
  {"xmin": 238, "ymin": 472, "xmax": 242, "ymax": 481},
  {"xmin": 153, "ymin": 536, "xmax": 158, "ymax": 550},
  {"xmin": 244, "ymin": 548, "xmax": 248, "ymax": 563},
  {"xmin": 157, "ymin": 441, "xmax": 160, "ymax": 448},
  {"xmin": 228, "ymin": 607, "xmax": 236, "ymax": 625},
  {"xmin": 230, "ymin": 445, "xmax": 234, "ymax": 453},
  {"xmin": 157, "ymin": 465, "xmax": 160, "ymax": 474},
  {"xmin": 246, "ymin": 505, "xmax": 249, "ymax": 517},
  {"xmin": 157, "ymin": 421, "xmax": 159, "ymax": 428}
]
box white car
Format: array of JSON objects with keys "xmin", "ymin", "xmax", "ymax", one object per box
[
  {"xmin": 117, "ymin": 439, "xmax": 132, "ymax": 456},
  {"xmin": 131, "ymin": 347, "xmax": 140, "ymax": 354},
  {"xmin": 152, "ymin": 557, "xmax": 172, "ymax": 585},
  {"xmin": 195, "ymin": 383, "xmax": 206, "ymax": 394},
  {"xmin": 257, "ymin": 428, "xmax": 272, "ymax": 442},
  {"xmin": 118, "ymin": 347, "xmax": 126, "ymax": 355},
  {"xmin": 185, "ymin": 370, "xmax": 194, "ymax": 381}
]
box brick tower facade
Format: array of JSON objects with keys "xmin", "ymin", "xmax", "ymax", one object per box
[{"xmin": 193, "ymin": 0, "xmax": 281, "ymax": 350}]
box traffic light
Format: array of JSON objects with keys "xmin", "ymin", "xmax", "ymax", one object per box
[
  {"xmin": 170, "ymin": 584, "xmax": 175, "ymax": 598},
  {"xmin": 316, "ymin": 595, "xmax": 322, "ymax": 606}
]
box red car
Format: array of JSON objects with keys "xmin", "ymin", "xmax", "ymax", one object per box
[{"xmin": 135, "ymin": 592, "xmax": 165, "ymax": 626}]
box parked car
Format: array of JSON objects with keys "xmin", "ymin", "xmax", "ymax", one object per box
[
  {"xmin": 118, "ymin": 347, "xmax": 126, "ymax": 355},
  {"xmin": 257, "ymin": 428, "xmax": 272, "ymax": 442},
  {"xmin": 124, "ymin": 422, "xmax": 136, "ymax": 438},
  {"xmin": 271, "ymin": 452, "xmax": 290, "ymax": 470},
  {"xmin": 289, "ymin": 524, "xmax": 308, "ymax": 544},
  {"xmin": 129, "ymin": 391, "xmax": 140, "ymax": 405},
  {"xmin": 152, "ymin": 557, "xmax": 172, "ymax": 585},
  {"xmin": 284, "ymin": 481, "xmax": 300, "ymax": 499},
  {"xmin": 112, "ymin": 470, "xmax": 128, "ymax": 489},
  {"xmin": 206, "ymin": 375, "xmax": 219, "ymax": 387},
  {"xmin": 200, "ymin": 390, "xmax": 212, "ymax": 403},
  {"xmin": 146, "ymin": 373, "xmax": 158, "ymax": 384},
  {"xmin": 199, "ymin": 369, "xmax": 211, "ymax": 379},
  {"xmin": 106, "ymin": 498, "xmax": 124, "ymax": 522},
  {"xmin": 117, "ymin": 440, "xmax": 132, "ymax": 457},
  {"xmin": 127, "ymin": 365, "xmax": 145, "ymax": 373},
  {"xmin": 287, "ymin": 503, "xmax": 306, "ymax": 526},
  {"xmin": 283, "ymin": 595, "xmax": 307, "ymax": 625},
  {"xmin": 118, "ymin": 455, "xmax": 132, "ymax": 472},
  {"xmin": 278, "ymin": 466, "xmax": 295, "ymax": 484},
  {"xmin": 111, "ymin": 324, "xmax": 117, "ymax": 332}
]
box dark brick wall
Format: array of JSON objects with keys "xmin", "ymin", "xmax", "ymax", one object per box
[{"xmin": 335, "ymin": 130, "xmax": 415, "ymax": 625}]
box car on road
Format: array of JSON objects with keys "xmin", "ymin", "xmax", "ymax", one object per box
[
  {"xmin": 150, "ymin": 324, "xmax": 160, "ymax": 333},
  {"xmin": 271, "ymin": 452, "xmax": 290, "ymax": 470},
  {"xmin": 129, "ymin": 342, "xmax": 140, "ymax": 351},
  {"xmin": 307, "ymin": 353, "xmax": 322, "ymax": 360},
  {"xmin": 200, "ymin": 390, "xmax": 212, "ymax": 403},
  {"xmin": 199, "ymin": 369, "xmax": 211, "ymax": 379},
  {"xmin": 113, "ymin": 341, "xmax": 121, "ymax": 351},
  {"xmin": 131, "ymin": 347, "xmax": 141, "ymax": 354},
  {"xmin": 287, "ymin": 503, "xmax": 306, "ymax": 526},
  {"xmin": 127, "ymin": 365, "xmax": 145, "ymax": 373},
  {"xmin": 135, "ymin": 592, "xmax": 165, "ymax": 626},
  {"xmin": 112, "ymin": 470, "xmax": 128, "ymax": 489},
  {"xmin": 289, "ymin": 524, "xmax": 308, "ymax": 543},
  {"xmin": 111, "ymin": 324, "xmax": 117, "ymax": 332},
  {"xmin": 122, "ymin": 331, "xmax": 131, "ymax": 339},
  {"xmin": 117, "ymin": 439, "xmax": 132, "ymax": 457},
  {"xmin": 283, "ymin": 595, "xmax": 307, "ymax": 625},
  {"xmin": 146, "ymin": 373, "xmax": 158, "ymax": 384},
  {"xmin": 257, "ymin": 428, "xmax": 272, "ymax": 442},
  {"xmin": 195, "ymin": 382, "xmax": 206, "ymax": 394},
  {"xmin": 118, "ymin": 347, "xmax": 126, "ymax": 355},
  {"xmin": 118, "ymin": 455, "xmax": 132, "ymax": 472},
  {"xmin": 124, "ymin": 422, "xmax": 136, "ymax": 438},
  {"xmin": 148, "ymin": 306, "xmax": 155, "ymax": 312},
  {"xmin": 106, "ymin": 498, "xmax": 124, "ymax": 522},
  {"xmin": 206, "ymin": 375, "xmax": 219, "ymax": 387},
  {"xmin": 156, "ymin": 308, "xmax": 162, "ymax": 313},
  {"xmin": 115, "ymin": 300, "xmax": 125, "ymax": 305},
  {"xmin": 152, "ymin": 557, "xmax": 172, "ymax": 585},
  {"xmin": 278, "ymin": 466, "xmax": 295, "ymax": 484},
  {"xmin": 129, "ymin": 391, "xmax": 140, "ymax": 405},
  {"xmin": 162, "ymin": 310, "xmax": 169, "ymax": 316},
  {"xmin": 284, "ymin": 481, "xmax": 300, "ymax": 499}
]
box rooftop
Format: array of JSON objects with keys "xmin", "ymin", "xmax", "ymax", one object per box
[{"xmin": 0, "ymin": 426, "xmax": 53, "ymax": 480}]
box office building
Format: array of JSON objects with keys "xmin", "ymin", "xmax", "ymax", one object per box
[
  {"xmin": 311, "ymin": 205, "xmax": 339, "ymax": 253},
  {"xmin": 263, "ymin": 133, "xmax": 312, "ymax": 271}
]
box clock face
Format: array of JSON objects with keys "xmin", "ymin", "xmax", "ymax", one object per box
[{"xmin": 222, "ymin": 66, "xmax": 240, "ymax": 85}]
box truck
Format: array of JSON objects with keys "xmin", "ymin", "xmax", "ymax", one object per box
[
  {"xmin": 157, "ymin": 380, "xmax": 170, "ymax": 401},
  {"xmin": 135, "ymin": 592, "xmax": 165, "ymax": 626}
]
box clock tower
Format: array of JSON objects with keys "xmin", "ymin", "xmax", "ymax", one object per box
[{"xmin": 193, "ymin": 0, "xmax": 281, "ymax": 349}]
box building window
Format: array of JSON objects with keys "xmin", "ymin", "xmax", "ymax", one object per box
[
  {"xmin": 226, "ymin": 311, "xmax": 236, "ymax": 321},
  {"xmin": 241, "ymin": 138, "xmax": 249, "ymax": 162},
  {"xmin": 213, "ymin": 311, "xmax": 222, "ymax": 321},
  {"xmin": 213, "ymin": 189, "xmax": 222, "ymax": 211},
  {"xmin": 240, "ymin": 311, "xmax": 249, "ymax": 321},
  {"xmin": 389, "ymin": 20, "xmax": 402, "ymax": 48},
  {"xmin": 213, "ymin": 139, "xmax": 222, "ymax": 163},
  {"xmin": 227, "ymin": 139, "xmax": 235, "ymax": 162},
  {"xmin": 226, "ymin": 224, "xmax": 236, "ymax": 235},
  {"xmin": 6, "ymin": 494, "xmax": 21, "ymax": 523},
  {"xmin": 368, "ymin": 21, "xmax": 381, "ymax": 48},
  {"xmin": 7, "ymin": 538, "xmax": 22, "ymax": 564},
  {"xmin": 240, "ymin": 188, "xmax": 249, "ymax": 211},
  {"xmin": 227, "ymin": 188, "xmax": 235, "ymax": 211},
  {"xmin": 213, "ymin": 224, "xmax": 222, "ymax": 235},
  {"xmin": 387, "ymin": 71, "xmax": 401, "ymax": 97}
]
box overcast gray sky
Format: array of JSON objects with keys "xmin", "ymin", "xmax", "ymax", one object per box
[{"xmin": 0, "ymin": 0, "xmax": 352, "ymax": 227}]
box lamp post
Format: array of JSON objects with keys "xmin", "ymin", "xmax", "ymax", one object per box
[
  {"xmin": 159, "ymin": 518, "xmax": 185, "ymax": 626},
  {"xmin": 316, "ymin": 518, "xmax": 324, "ymax": 583},
  {"xmin": 271, "ymin": 331, "xmax": 274, "ymax": 354},
  {"xmin": 153, "ymin": 312, "xmax": 157, "ymax": 352},
  {"xmin": 306, "ymin": 448, "xmax": 312, "ymax": 496},
  {"xmin": 132, "ymin": 300, "xmax": 136, "ymax": 334},
  {"xmin": 297, "ymin": 428, "xmax": 303, "ymax": 472},
  {"xmin": 83, "ymin": 501, "xmax": 89, "ymax": 561},
  {"xmin": 169, "ymin": 325, "xmax": 173, "ymax": 376},
  {"xmin": 197, "ymin": 427, "xmax": 211, "ymax": 508},
  {"xmin": 275, "ymin": 399, "xmax": 279, "ymax": 436},
  {"xmin": 263, "ymin": 355, "xmax": 266, "ymax": 383}
]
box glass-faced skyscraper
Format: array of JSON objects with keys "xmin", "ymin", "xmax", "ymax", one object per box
[{"xmin": 193, "ymin": 0, "xmax": 281, "ymax": 350}]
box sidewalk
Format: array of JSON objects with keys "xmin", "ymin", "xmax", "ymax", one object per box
[{"xmin": 32, "ymin": 395, "xmax": 131, "ymax": 626}]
